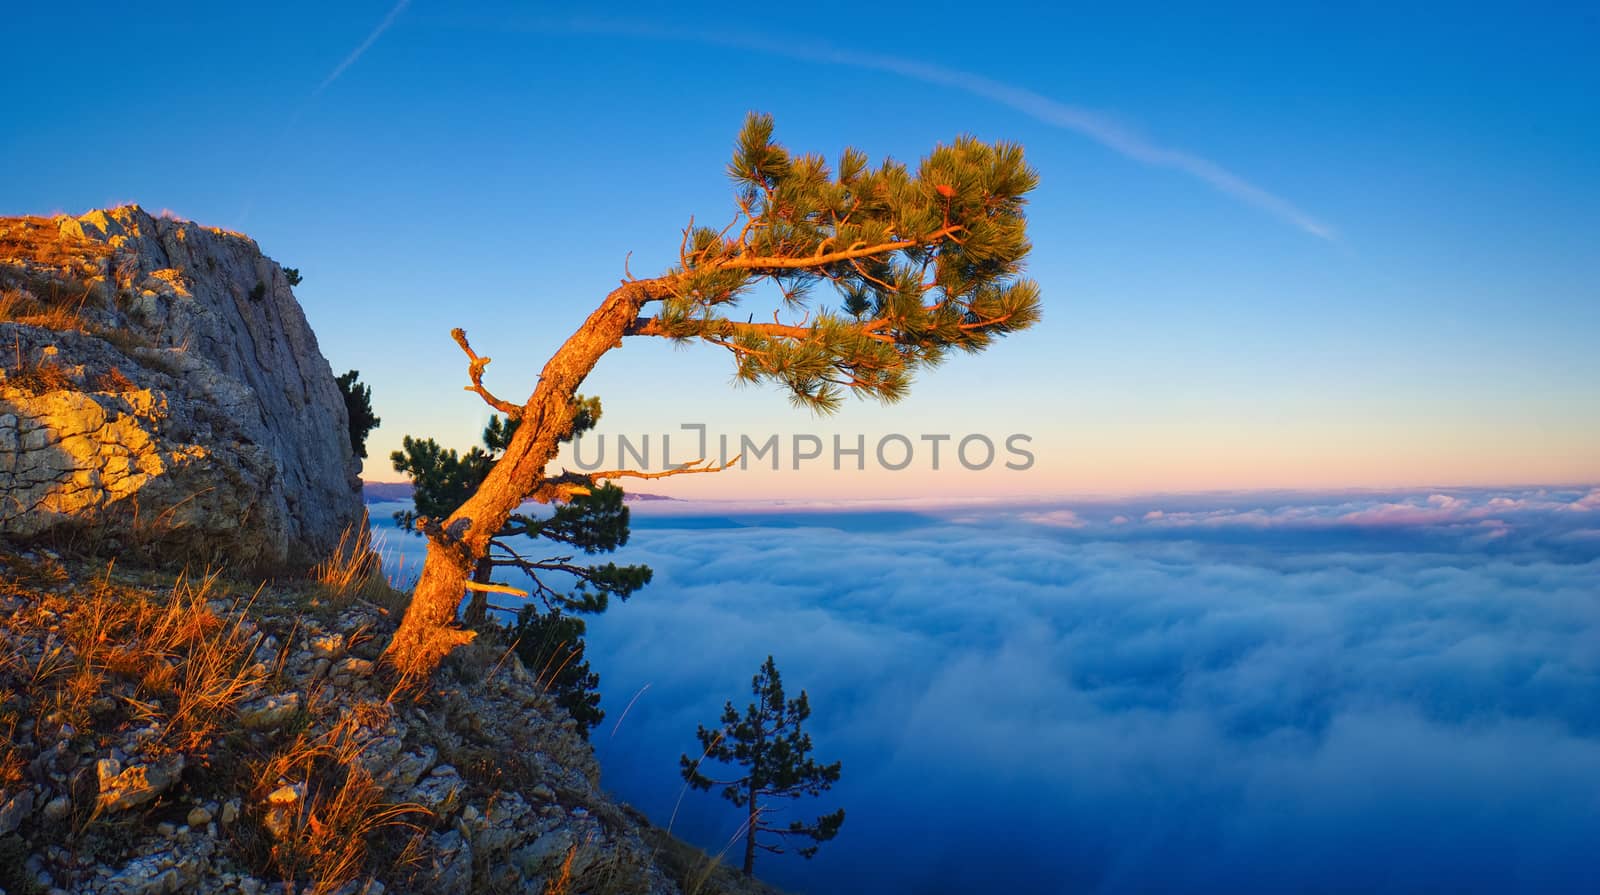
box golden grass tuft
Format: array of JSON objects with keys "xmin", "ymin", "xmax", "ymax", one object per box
[
  {"xmin": 93, "ymin": 365, "xmax": 136, "ymax": 392},
  {"xmin": 49, "ymin": 569, "xmax": 265, "ymax": 753},
  {"xmin": 542, "ymin": 844, "xmax": 579, "ymax": 895},
  {"xmin": 2, "ymin": 354, "xmax": 75, "ymax": 394},
  {"xmin": 0, "ymin": 216, "xmax": 109, "ymax": 273},
  {"xmin": 248, "ymin": 709, "xmax": 426, "ymax": 895},
  {"xmin": 0, "ymin": 284, "xmax": 92, "ymax": 329},
  {"xmin": 311, "ymin": 520, "xmax": 408, "ymax": 609}
]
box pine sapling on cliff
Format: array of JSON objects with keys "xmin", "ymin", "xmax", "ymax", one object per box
[
  {"xmin": 681, "ymin": 656, "xmax": 844, "ymax": 877},
  {"xmin": 385, "ymin": 113, "xmax": 1041, "ymax": 680},
  {"xmin": 335, "ymin": 370, "xmax": 380, "ymax": 460}
]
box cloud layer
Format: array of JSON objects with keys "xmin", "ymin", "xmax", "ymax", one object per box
[{"xmin": 375, "ymin": 487, "xmax": 1600, "ymax": 893}]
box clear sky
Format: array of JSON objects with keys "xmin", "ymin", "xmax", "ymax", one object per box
[{"xmin": 5, "ymin": 1, "xmax": 1596, "ymax": 499}]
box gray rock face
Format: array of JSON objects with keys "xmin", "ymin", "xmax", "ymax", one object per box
[{"xmin": 0, "ymin": 206, "xmax": 362, "ymax": 569}]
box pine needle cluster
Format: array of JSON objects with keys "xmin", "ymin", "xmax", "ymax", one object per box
[{"xmin": 640, "ymin": 113, "xmax": 1041, "ymax": 412}]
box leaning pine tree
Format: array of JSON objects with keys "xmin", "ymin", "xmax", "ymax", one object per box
[{"xmin": 385, "ymin": 113, "xmax": 1042, "ymax": 680}]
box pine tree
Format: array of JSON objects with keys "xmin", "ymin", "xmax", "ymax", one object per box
[
  {"xmin": 387, "ymin": 114, "xmax": 1041, "ymax": 679},
  {"xmin": 681, "ymin": 656, "xmax": 844, "ymax": 877},
  {"xmin": 334, "ymin": 370, "xmax": 380, "ymax": 459}
]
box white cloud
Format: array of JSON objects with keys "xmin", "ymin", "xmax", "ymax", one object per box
[
  {"xmin": 372, "ymin": 486, "xmax": 1600, "ymax": 892},
  {"xmin": 1018, "ymin": 508, "xmax": 1086, "ymax": 528}
]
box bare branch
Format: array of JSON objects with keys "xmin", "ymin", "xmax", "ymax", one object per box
[
  {"xmin": 959, "ymin": 313, "xmax": 1014, "ymax": 330},
  {"xmin": 679, "ymin": 215, "xmax": 695, "ymax": 270},
  {"xmin": 521, "ymin": 456, "xmax": 741, "ymax": 505},
  {"xmin": 588, "ymin": 455, "xmax": 741, "ymax": 484},
  {"xmin": 847, "ymin": 258, "xmax": 897, "ymax": 293},
  {"xmin": 451, "ymin": 328, "xmax": 524, "ymax": 418},
  {"xmin": 462, "ymin": 580, "xmax": 529, "ymax": 597}
]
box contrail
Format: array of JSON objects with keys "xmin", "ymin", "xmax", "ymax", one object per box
[
  {"xmin": 238, "ymin": 0, "xmax": 412, "ymax": 225},
  {"xmin": 559, "ymin": 18, "xmax": 1335, "ymax": 241},
  {"xmin": 314, "ymin": 0, "xmax": 412, "ymax": 97}
]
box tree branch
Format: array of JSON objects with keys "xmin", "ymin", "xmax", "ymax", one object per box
[
  {"xmin": 451, "ymin": 328, "xmax": 524, "ymax": 418},
  {"xmin": 626, "ymin": 317, "xmax": 895, "ymax": 345},
  {"xmin": 713, "ymin": 225, "xmax": 963, "ymax": 271},
  {"xmin": 525, "ymin": 456, "xmax": 741, "ymax": 504},
  {"xmin": 462, "ymin": 580, "xmax": 529, "ymax": 597}
]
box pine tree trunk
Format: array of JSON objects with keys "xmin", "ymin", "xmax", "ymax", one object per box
[
  {"xmin": 744, "ymin": 784, "xmax": 758, "ymax": 877},
  {"xmin": 384, "ymin": 279, "xmax": 666, "ymax": 681}
]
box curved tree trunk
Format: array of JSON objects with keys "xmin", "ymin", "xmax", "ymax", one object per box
[{"xmin": 385, "ymin": 279, "xmax": 666, "ymax": 681}]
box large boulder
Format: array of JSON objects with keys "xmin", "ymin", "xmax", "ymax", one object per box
[{"xmin": 0, "ymin": 206, "xmax": 363, "ymax": 570}]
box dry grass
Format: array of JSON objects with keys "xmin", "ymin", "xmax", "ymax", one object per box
[
  {"xmin": 0, "ymin": 217, "xmax": 108, "ymax": 332},
  {"xmin": 311, "ymin": 521, "xmax": 412, "ymax": 613},
  {"xmin": 50, "ymin": 569, "xmax": 265, "ymax": 754},
  {"xmin": 0, "ymin": 552, "xmax": 440, "ymax": 892},
  {"xmin": 0, "ymin": 216, "xmax": 108, "ymax": 272},
  {"xmin": 312, "ymin": 522, "xmax": 377, "ymax": 599},
  {"xmin": 246, "ymin": 707, "xmax": 426, "ymax": 895},
  {"xmin": 2, "ymin": 354, "xmax": 75, "ymax": 394},
  {"xmin": 639, "ymin": 822, "xmax": 790, "ymax": 895},
  {"xmin": 0, "ymin": 557, "xmax": 271, "ymax": 886},
  {"xmin": 543, "ymin": 845, "xmax": 579, "ymax": 895},
  {"xmin": 93, "ymin": 365, "xmax": 136, "ymax": 392},
  {"xmin": 0, "ymin": 215, "xmax": 163, "ymax": 389},
  {"xmin": 0, "ymin": 284, "xmax": 93, "ymax": 328}
]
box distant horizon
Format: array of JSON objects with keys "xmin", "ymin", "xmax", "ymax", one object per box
[{"xmin": 362, "ymin": 475, "xmax": 1600, "ymax": 502}]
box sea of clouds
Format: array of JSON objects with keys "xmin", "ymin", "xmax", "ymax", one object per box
[{"xmin": 373, "ymin": 486, "xmax": 1600, "ymax": 894}]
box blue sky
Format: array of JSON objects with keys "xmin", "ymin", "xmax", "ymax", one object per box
[{"xmin": 5, "ymin": 1, "xmax": 1597, "ymax": 496}]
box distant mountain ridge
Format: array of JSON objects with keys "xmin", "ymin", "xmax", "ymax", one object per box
[{"xmin": 362, "ymin": 480, "xmax": 679, "ymax": 503}]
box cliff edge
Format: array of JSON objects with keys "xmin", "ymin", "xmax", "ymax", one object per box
[{"xmin": 0, "ymin": 207, "xmax": 363, "ymax": 570}]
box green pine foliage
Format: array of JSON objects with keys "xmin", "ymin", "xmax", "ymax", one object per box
[
  {"xmin": 506, "ymin": 606, "xmax": 603, "ymax": 733},
  {"xmin": 334, "ymin": 370, "xmax": 380, "ymax": 459},
  {"xmin": 681, "ymin": 656, "xmax": 845, "ymax": 876},
  {"xmin": 644, "ymin": 112, "xmax": 1040, "ymax": 413}
]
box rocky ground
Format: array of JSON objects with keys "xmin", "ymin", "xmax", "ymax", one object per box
[{"xmin": 0, "ymin": 545, "xmax": 781, "ymax": 895}]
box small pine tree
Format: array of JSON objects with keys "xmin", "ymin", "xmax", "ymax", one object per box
[
  {"xmin": 334, "ymin": 370, "xmax": 380, "ymax": 459},
  {"xmin": 682, "ymin": 656, "xmax": 845, "ymax": 877},
  {"xmin": 506, "ymin": 607, "xmax": 603, "ymax": 733}
]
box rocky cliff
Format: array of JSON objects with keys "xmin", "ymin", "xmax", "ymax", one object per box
[
  {"xmin": 0, "ymin": 207, "xmax": 363, "ymax": 570},
  {"xmin": 0, "ymin": 549, "xmax": 728, "ymax": 895}
]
